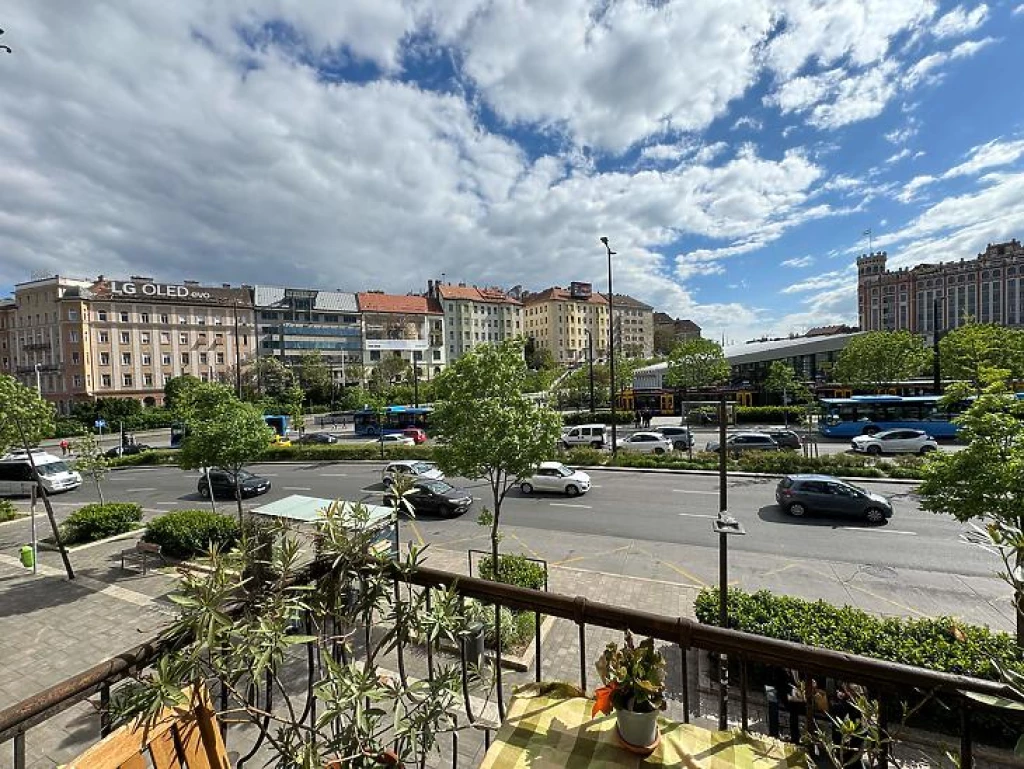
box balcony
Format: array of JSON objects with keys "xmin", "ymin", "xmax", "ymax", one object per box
[{"xmin": 1, "ymin": 556, "xmax": 1021, "ymax": 768}]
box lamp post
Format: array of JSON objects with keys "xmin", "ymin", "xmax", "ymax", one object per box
[
  {"xmin": 582, "ymin": 328, "xmax": 595, "ymax": 415},
  {"xmin": 33, "ymin": 363, "xmax": 41, "ymax": 394},
  {"xmin": 711, "ymin": 393, "xmax": 745, "ymax": 730},
  {"xmin": 600, "ymin": 236, "xmax": 618, "ymax": 454}
]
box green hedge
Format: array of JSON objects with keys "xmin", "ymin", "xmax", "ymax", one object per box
[
  {"xmin": 478, "ymin": 553, "xmax": 547, "ymax": 590},
  {"xmin": 144, "ymin": 509, "xmax": 240, "ymax": 559},
  {"xmin": 107, "ymin": 450, "xmax": 179, "ymax": 468},
  {"xmin": 0, "ymin": 499, "xmax": 19, "ymax": 523},
  {"xmin": 53, "ymin": 418, "xmax": 90, "ymax": 439},
  {"xmin": 59, "ymin": 502, "xmax": 143, "ymax": 545},
  {"xmin": 735, "ymin": 406, "xmax": 809, "ymax": 424},
  {"xmin": 260, "ymin": 444, "xmax": 436, "ymax": 461},
  {"xmin": 475, "ymin": 553, "xmax": 546, "ymax": 651}
]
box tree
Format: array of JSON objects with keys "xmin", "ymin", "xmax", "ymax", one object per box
[
  {"xmin": 918, "ymin": 375, "xmax": 1024, "ymax": 645},
  {"xmin": 164, "ymin": 374, "xmax": 204, "ymax": 415},
  {"xmin": 940, "ymin": 322, "xmax": 1024, "ymax": 391},
  {"xmin": 665, "ymin": 338, "xmax": 730, "ymax": 392},
  {"xmin": 177, "ymin": 383, "xmax": 274, "ymax": 522},
  {"xmin": 368, "ymin": 355, "xmax": 409, "ymax": 395},
  {"xmin": 249, "ymin": 357, "xmax": 296, "ymax": 401},
  {"xmin": 72, "ymin": 431, "xmax": 110, "ymax": 504},
  {"xmin": 431, "ymin": 338, "xmax": 563, "ymax": 594},
  {"xmin": 296, "ymin": 350, "xmax": 333, "ymax": 404},
  {"xmin": 763, "ymin": 361, "xmax": 811, "ymax": 426},
  {"xmin": 832, "ymin": 331, "xmax": 930, "ymax": 390},
  {"xmin": 0, "ymin": 374, "xmax": 54, "ymax": 454},
  {"xmin": 526, "ymin": 344, "xmax": 556, "ymax": 372}
]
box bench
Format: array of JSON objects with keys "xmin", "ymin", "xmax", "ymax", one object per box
[{"xmin": 120, "ymin": 540, "xmax": 165, "ymax": 575}]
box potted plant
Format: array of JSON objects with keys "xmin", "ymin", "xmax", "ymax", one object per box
[{"xmin": 592, "ymin": 631, "xmax": 667, "ymax": 753}]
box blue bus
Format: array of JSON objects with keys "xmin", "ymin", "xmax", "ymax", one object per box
[
  {"xmin": 264, "ymin": 415, "xmax": 290, "ymax": 436},
  {"xmin": 818, "ymin": 395, "xmax": 963, "ymax": 439},
  {"xmin": 170, "ymin": 422, "xmax": 188, "ymax": 449},
  {"xmin": 353, "ymin": 406, "xmax": 432, "ymax": 436}
]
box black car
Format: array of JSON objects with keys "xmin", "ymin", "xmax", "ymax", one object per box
[
  {"xmin": 766, "ymin": 429, "xmax": 802, "ymax": 450},
  {"xmin": 197, "ymin": 469, "xmax": 271, "ymax": 499},
  {"xmin": 382, "ymin": 479, "xmax": 473, "ymax": 518},
  {"xmin": 104, "ymin": 444, "xmax": 153, "ymax": 459},
  {"xmin": 293, "ymin": 432, "xmax": 338, "ymax": 445}
]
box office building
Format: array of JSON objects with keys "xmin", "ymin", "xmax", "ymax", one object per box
[{"xmin": 427, "ymin": 281, "xmax": 522, "ymax": 362}]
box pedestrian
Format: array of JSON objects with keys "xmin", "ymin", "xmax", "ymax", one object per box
[
  {"xmin": 634, "ymin": 410, "xmax": 641, "ymax": 429},
  {"xmin": 59, "ymin": 439, "xmax": 68, "ymax": 456},
  {"xmin": 643, "ymin": 409, "xmax": 651, "ymax": 429}
]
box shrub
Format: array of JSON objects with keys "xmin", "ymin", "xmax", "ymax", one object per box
[
  {"xmin": 144, "ymin": 509, "xmax": 240, "ymax": 559},
  {"xmin": 561, "ymin": 411, "xmax": 634, "ymax": 426},
  {"xmin": 558, "ymin": 447, "xmax": 607, "ymax": 467},
  {"xmin": 0, "ymin": 499, "xmax": 19, "ymax": 522},
  {"xmin": 107, "ymin": 449, "xmax": 178, "ymax": 468},
  {"xmin": 735, "ymin": 406, "xmax": 809, "ymax": 425},
  {"xmin": 478, "ymin": 553, "xmax": 547, "ymax": 591},
  {"xmin": 261, "ymin": 444, "xmax": 436, "ymax": 461},
  {"xmin": 52, "ymin": 418, "xmax": 89, "ymax": 439},
  {"xmin": 59, "ymin": 502, "xmax": 143, "ymax": 545}
]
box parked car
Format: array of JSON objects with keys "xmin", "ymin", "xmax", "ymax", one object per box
[
  {"xmin": 381, "ymin": 460, "xmax": 445, "ymax": 487},
  {"xmin": 0, "ymin": 450, "xmax": 82, "ymax": 495},
  {"xmin": 519, "ymin": 462, "xmax": 591, "ymax": 497},
  {"xmin": 383, "ymin": 479, "xmax": 473, "ymax": 518},
  {"xmin": 197, "ymin": 469, "xmax": 271, "ymax": 500},
  {"xmin": 766, "ymin": 429, "xmax": 802, "ymax": 450},
  {"xmin": 402, "ymin": 427, "xmax": 428, "ymax": 445},
  {"xmin": 656, "ymin": 426, "xmax": 694, "ymax": 450},
  {"xmin": 270, "ymin": 434, "xmax": 292, "ymax": 447},
  {"xmin": 377, "ymin": 434, "xmax": 416, "ymax": 447},
  {"xmin": 293, "ymin": 432, "xmax": 337, "ymax": 445},
  {"xmin": 775, "ymin": 474, "xmax": 893, "ymax": 524},
  {"xmin": 706, "ymin": 432, "xmax": 779, "ymax": 454},
  {"xmin": 104, "ymin": 443, "xmax": 153, "ymax": 458},
  {"xmin": 851, "ymin": 429, "xmax": 938, "ymax": 456},
  {"xmin": 619, "ymin": 431, "xmax": 674, "ymax": 455},
  {"xmin": 560, "ymin": 424, "xmax": 607, "ymax": 449}
]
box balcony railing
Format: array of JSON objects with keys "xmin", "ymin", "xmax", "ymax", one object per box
[{"xmin": 2, "ymin": 564, "xmax": 1021, "ymax": 768}]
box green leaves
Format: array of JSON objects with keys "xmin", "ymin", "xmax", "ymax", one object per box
[
  {"xmin": 0, "ymin": 374, "xmax": 55, "ymax": 454},
  {"xmin": 940, "ymin": 322, "xmax": 1024, "ymax": 388},
  {"xmin": 665, "ymin": 338, "xmax": 729, "ymax": 390},
  {"xmin": 832, "ymin": 330, "xmax": 931, "ymax": 389}
]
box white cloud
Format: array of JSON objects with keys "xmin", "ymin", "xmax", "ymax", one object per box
[
  {"xmin": 932, "ymin": 4, "xmax": 989, "ymax": 39},
  {"xmin": 1015, "ymin": 4, "xmax": 1024, "ymax": 15},
  {"xmin": 904, "ymin": 36, "xmax": 997, "ymax": 87},
  {"xmin": 886, "ymin": 148, "xmax": 911, "ymax": 164},
  {"xmin": 885, "ymin": 124, "xmax": 918, "ymax": 145},
  {"xmin": 896, "ymin": 138, "xmax": 1024, "ymax": 199},
  {"xmin": 732, "ymin": 116, "xmax": 763, "ymax": 131},
  {"xmin": 780, "ymin": 268, "xmax": 853, "ymax": 294},
  {"xmin": 781, "ymin": 256, "xmax": 814, "ymax": 268}
]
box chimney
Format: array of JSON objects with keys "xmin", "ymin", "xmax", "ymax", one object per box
[{"xmin": 222, "ymin": 283, "xmax": 231, "ymax": 289}]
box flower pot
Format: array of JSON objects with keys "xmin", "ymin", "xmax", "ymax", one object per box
[
  {"xmin": 615, "ymin": 707, "xmax": 659, "ymax": 751},
  {"xmin": 462, "ymin": 622, "xmax": 485, "ymax": 668}
]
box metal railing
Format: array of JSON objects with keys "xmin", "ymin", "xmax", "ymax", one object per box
[{"xmin": 2, "ymin": 563, "xmax": 1022, "ymax": 768}]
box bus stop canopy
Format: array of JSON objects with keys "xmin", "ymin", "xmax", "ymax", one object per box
[{"xmin": 251, "ymin": 495, "xmax": 393, "ymax": 529}]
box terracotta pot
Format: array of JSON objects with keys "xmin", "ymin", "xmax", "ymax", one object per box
[{"xmin": 615, "ymin": 707, "xmax": 659, "ymax": 749}]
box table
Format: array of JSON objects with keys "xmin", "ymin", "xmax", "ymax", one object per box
[{"xmin": 479, "ymin": 682, "xmax": 804, "ymax": 769}]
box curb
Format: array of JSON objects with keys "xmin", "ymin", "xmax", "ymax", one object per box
[
  {"xmin": 38, "ymin": 526, "xmax": 142, "ymax": 553},
  {"xmin": 571, "ymin": 465, "xmax": 922, "ymax": 486}
]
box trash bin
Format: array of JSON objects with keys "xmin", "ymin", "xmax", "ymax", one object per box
[
  {"xmin": 463, "ymin": 622, "xmax": 486, "ymax": 669},
  {"xmin": 19, "ymin": 545, "xmax": 34, "ymax": 569}
]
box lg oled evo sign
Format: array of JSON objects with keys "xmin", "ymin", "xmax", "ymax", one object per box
[{"xmin": 109, "ymin": 281, "xmax": 213, "ymax": 301}]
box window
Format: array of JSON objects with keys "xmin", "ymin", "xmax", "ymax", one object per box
[
  {"xmin": 99, "ymin": 352, "xmax": 110, "ymax": 366},
  {"xmin": 160, "ymin": 332, "xmax": 170, "ymax": 344},
  {"xmin": 72, "ymin": 375, "xmax": 82, "ymax": 388},
  {"xmin": 71, "ymin": 352, "xmax": 80, "ymax": 364},
  {"xmin": 101, "ymin": 374, "xmax": 112, "ymax": 388},
  {"xmin": 433, "ymin": 349, "xmax": 441, "ymax": 360},
  {"xmin": 216, "ymin": 352, "xmax": 225, "ymax": 364},
  {"xmin": 97, "ymin": 310, "xmax": 108, "ymax": 322},
  {"xmin": 213, "ymin": 316, "xmax": 223, "ymax": 325},
  {"xmin": 140, "ymin": 332, "xmax": 150, "ymax": 344},
  {"xmin": 179, "ymin": 316, "xmax": 188, "ymax": 324},
  {"xmin": 199, "ymin": 352, "xmax": 208, "ymax": 364},
  {"xmin": 144, "ymin": 373, "xmax": 153, "ymax": 387},
  {"xmin": 121, "ymin": 352, "xmax": 131, "ymax": 365},
  {"xmin": 196, "ymin": 316, "xmax": 206, "ymax": 325},
  {"xmin": 120, "ymin": 332, "xmax": 130, "ymax": 344},
  {"xmin": 142, "ymin": 353, "xmax": 151, "ymax": 365},
  {"xmin": 68, "ymin": 309, "xmax": 79, "ymax": 321},
  {"xmin": 122, "ymin": 373, "xmax": 133, "ymax": 387},
  {"xmin": 140, "ymin": 313, "xmax": 149, "ymax": 324},
  {"xmin": 120, "ymin": 312, "xmax": 130, "ymax": 323},
  {"xmin": 179, "ymin": 333, "xmax": 188, "ymax": 344},
  {"xmin": 180, "ymin": 352, "xmax": 189, "ymax": 365},
  {"xmin": 160, "ymin": 314, "xmax": 169, "ymax": 324},
  {"xmin": 99, "ymin": 331, "xmax": 109, "ymax": 344},
  {"xmin": 370, "ymin": 351, "xmax": 381, "ymax": 361},
  {"xmin": 162, "ymin": 353, "xmax": 171, "ymax": 365},
  {"xmin": 68, "ymin": 330, "xmax": 79, "ymax": 343}
]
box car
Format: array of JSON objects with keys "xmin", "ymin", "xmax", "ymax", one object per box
[
  {"xmin": 775, "ymin": 474, "xmax": 893, "ymax": 524},
  {"xmin": 377, "ymin": 434, "xmax": 416, "ymax": 447},
  {"xmin": 766, "ymin": 429, "xmax": 802, "ymax": 450},
  {"xmin": 619, "ymin": 431, "xmax": 674, "ymax": 455},
  {"xmin": 519, "ymin": 462, "xmax": 591, "ymax": 497},
  {"xmin": 402, "ymin": 427, "xmax": 428, "ymax": 445},
  {"xmin": 270, "ymin": 434, "xmax": 292, "ymax": 447},
  {"xmin": 0, "ymin": 450, "xmax": 82, "ymax": 494},
  {"xmin": 561, "ymin": 424, "xmax": 607, "ymax": 449},
  {"xmin": 382, "ymin": 460, "xmax": 445, "ymax": 487},
  {"xmin": 104, "ymin": 443, "xmax": 153, "ymax": 458},
  {"xmin": 293, "ymin": 432, "xmax": 338, "ymax": 445},
  {"xmin": 851, "ymin": 429, "xmax": 938, "ymax": 456},
  {"xmin": 383, "ymin": 479, "xmax": 473, "ymax": 518},
  {"xmin": 706, "ymin": 432, "xmax": 779, "ymax": 454},
  {"xmin": 197, "ymin": 468, "xmax": 271, "ymax": 500},
  {"xmin": 656, "ymin": 426, "xmax": 694, "ymax": 450}
]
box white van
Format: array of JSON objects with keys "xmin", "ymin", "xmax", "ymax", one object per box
[
  {"xmin": 0, "ymin": 450, "xmax": 83, "ymax": 495},
  {"xmin": 560, "ymin": 424, "xmax": 607, "ymax": 449}
]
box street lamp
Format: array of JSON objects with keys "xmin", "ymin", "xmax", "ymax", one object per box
[
  {"xmin": 600, "ymin": 236, "xmax": 618, "ymax": 455},
  {"xmin": 582, "ymin": 328, "xmax": 595, "ymax": 415},
  {"xmin": 0, "ymin": 28, "xmax": 12, "ymax": 54}
]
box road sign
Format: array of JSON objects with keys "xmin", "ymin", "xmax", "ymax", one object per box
[{"xmin": 94, "ymin": 419, "xmax": 107, "ymax": 429}]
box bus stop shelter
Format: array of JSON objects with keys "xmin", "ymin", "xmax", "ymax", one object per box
[{"xmin": 250, "ymin": 495, "xmax": 398, "ymax": 557}]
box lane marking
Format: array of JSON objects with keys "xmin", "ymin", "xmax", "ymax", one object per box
[
  {"xmin": 672, "ymin": 489, "xmax": 718, "ymax": 495},
  {"xmin": 838, "ymin": 527, "xmax": 917, "ymax": 536},
  {"xmin": 319, "ymin": 473, "xmax": 348, "ymax": 477},
  {"xmin": 125, "ymin": 487, "xmax": 157, "ymax": 493},
  {"xmin": 553, "ymin": 545, "xmax": 631, "ymax": 566},
  {"xmin": 282, "ymin": 486, "xmax": 312, "ymax": 491},
  {"xmin": 549, "ymin": 503, "xmax": 592, "ymax": 509},
  {"xmin": 259, "ymin": 473, "xmax": 279, "ymax": 477},
  {"xmin": 631, "ymin": 546, "xmax": 709, "ymax": 588},
  {"xmin": 677, "ymin": 512, "xmax": 717, "ymax": 519}
]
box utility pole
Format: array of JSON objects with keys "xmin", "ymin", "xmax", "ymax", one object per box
[
  {"xmin": 588, "ymin": 330, "xmax": 595, "ymax": 416},
  {"xmin": 601, "ymin": 237, "xmax": 618, "ymax": 455}
]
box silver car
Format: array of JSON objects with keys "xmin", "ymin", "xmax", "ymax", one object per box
[
  {"xmin": 519, "ymin": 462, "xmax": 591, "ymax": 497},
  {"xmin": 851, "ymin": 429, "xmax": 938, "ymax": 456},
  {"xmin": 706, "ymin": 432, "xmax": 779, "ymax": 454},
  {"xmin": 381, "ymin": 460, "xmax": 444, "ymax": 487},
  {"xmin": 619, "ymin": 431, "xmax": 674, "ymax": 455}
]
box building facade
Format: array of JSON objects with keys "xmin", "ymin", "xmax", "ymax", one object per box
[
  {"xmin": 522, "ymin": 282, "xmax": 609, "ymax": 365},
  {"xmin": 356, "ymin": 293, "xmax": 446, "ymax": 380},
  {"xmin": 0, "ymin": 275, "xmax": 255, "ymax": 413},
  {"xmin": 428, "ymin": 281, "xmax": 522, "ymax": 362},
  {"xmin": 610, "ymin": 294, "xmax": 654, "ymax": 358},
  {"xmin": 653, "ymin": 313, "xmax": 702, "ymax": 354},
  {"xmin": 253, "ymin": 286, "xmax": 362, "ymax": 385},
  {"xmin": 858, "ymin": 239, "xmax": 1024, "ymax": 341}
]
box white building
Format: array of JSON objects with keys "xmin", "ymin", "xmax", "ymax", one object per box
[{"xmin": 428, "ymin": 281, "xmax": 523, "ymax": 362}]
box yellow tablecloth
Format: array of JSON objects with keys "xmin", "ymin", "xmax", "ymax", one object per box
[{"xmin": 479, "ymin": 682, "xmax": 805, "ymax": 769}]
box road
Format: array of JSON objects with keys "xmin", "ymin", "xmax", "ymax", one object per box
[{"xmin": 1, "ymin": 460, "xmax": 1010, "ymax": 631}]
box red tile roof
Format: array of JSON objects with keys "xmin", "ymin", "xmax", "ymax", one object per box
[
  {"xmin": 437, "ymin": 283, "xmax": 520, "ymax": 304},
  {"xmin": 523, "ymin": 287, "xmax": 608, "ymax": 306},
  {"xmin": 357, "ymin": 293, "xmax": 442, "ymax": 315}
]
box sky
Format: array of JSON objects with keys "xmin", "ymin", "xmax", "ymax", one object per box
[{"xmin": 2, "ymin": 1, "xmax": 1024, "ymax": 344}]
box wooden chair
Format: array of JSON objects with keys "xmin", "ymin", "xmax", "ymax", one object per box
[
  {"xmin": 120, "ymin": 541, "xmax": 166, "ymax": 575},
  {"xmin": 66, "ymin": 686, "xmax": 229, "ymax": 769}
]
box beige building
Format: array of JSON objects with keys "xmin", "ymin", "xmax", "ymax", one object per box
[
  {"xmin": 428, "ymin": 281, "xmax": 522, "ymax": 362},
  {"xmin": 858, "ymin": 239, "xmax": 1024, "ymax": 342},
  {"xmin": 610, "ymin": 294, "xmax": 654, "ymax": 358},
  {"xmin": 523, "ymin": 283, "xmax": 609, "ymax": 365},
  {"xmin": 356, "ymin": 292, "xmax": 446, "ymax": 379},
  {"xmin": 0, "ymin": 275, "xmax": 255, "ymax": 413}
]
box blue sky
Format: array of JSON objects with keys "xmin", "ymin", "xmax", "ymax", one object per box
[{"xmin": 2, "ymin": 1, "xmax": 1024, "ymax": 343}]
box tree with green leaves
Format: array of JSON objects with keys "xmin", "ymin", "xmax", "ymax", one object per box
[
  {"xmin": 0, "ymin": 374, "xmax": 54, "ymax": 453},
  {"xmin": 832, "ymin": 331, "xmax": 930, "ymax": 390},
  {"xmin": 526, "ymin": 344, "xmax": 557, "ymax": 372},
  {"xmin": 940, "ymin": 322, "xmax": 1024, "ymax": 391},
  {"xmin": 665, "ymin": 338, "xmax": 730, "ymax": 455},
  {"xmin": 918, "ymin": 374, "xmax": 1024, "ymax": 645},
  {"xmin": 431, "ymin": 338, "xmax": 563, "ymax": 578},
  {"xmin": 177, "ymin": 383, "xmax": 274, "ymax": 522},
  {"xmin": 296, "ymin": 350, "xmax": 333, "ymax": 404},
  {"xmin": 72, "ymin": 431, "xmax": 109, "ymax": 504},
  {"xmin": 164, "ymin": 374, "xmax": 202, "ymax": 411},
  {"xmin": 368, "ymin": 355, "xmax": 410, "ymax": 395},
  {"xmin": 763, "ymin": 361, "xmax": 811, "ymax": 426},
  {"xmin": 248, "ymin": 356, "xmax": 296, "ymax": 400}
]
